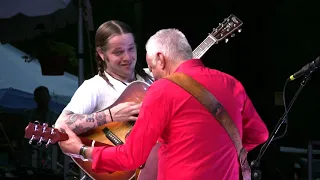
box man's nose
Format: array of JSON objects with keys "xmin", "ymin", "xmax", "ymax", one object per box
[{"xmin": 123, "ymin": 51, "xmax": 131, "ymax": 60}]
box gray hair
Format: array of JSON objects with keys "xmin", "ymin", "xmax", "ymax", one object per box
[{"xmin": 145, "ymin": 28, "xmax": 193, "ymax": 64}]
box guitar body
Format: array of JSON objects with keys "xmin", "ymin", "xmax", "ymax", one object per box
[{"xmin": 75, "ymin": 81, "xmax": 150, "ymax": 180}]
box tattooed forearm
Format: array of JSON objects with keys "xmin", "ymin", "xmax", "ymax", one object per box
[
  {"xmin": 62, "ymin": 110, "xmax": 110, "ymax": 135},
  {"xmin": 65, "ymin": 114, "xmax": 86, "ymax": 125},
  {"xmin": 96, "ymin": 111, "xmax": 107, "ymax": 126},
  {"xmin": 87, "ymin": 114, "xmax": 95, "ymax": 122},
  {"xmin": 73, "ymin": 125, "xmax": 92, "ymax": 135}
]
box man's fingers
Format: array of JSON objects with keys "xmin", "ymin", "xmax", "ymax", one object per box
[
  {"xmin": 131, "ymin": 109, "xmax": 140, "ymax": 115},
  {"xmin": 126, "ymin": 101, "xmax": 141, "ymax": 107},
  {"xmin": 129, "ymin": 103, "xmax": 142, "ymax": 111},
  {"xmin": 125, "ymin": 102, "xmax": 137, "ymax": 106},
  {"xmin": 129, "ymin": 116, "xmax": 138, "ymax": 121},
  {"xmin": 59, "ymin": 126, "xmax": 75, "ymax": 137}
]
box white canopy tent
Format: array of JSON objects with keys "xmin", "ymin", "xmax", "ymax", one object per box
[
  {"xmin": 0, "ymin": 0, "xmax": 94, "ymax": 85},
  {"xmin": 0, "ymin": 43, "xmax": 78, "ymax": 105}
]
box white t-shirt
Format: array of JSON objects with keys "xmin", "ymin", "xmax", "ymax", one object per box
[{"xmin": 64, "ymin": 68, "xmax": 153, "ymax": 114}]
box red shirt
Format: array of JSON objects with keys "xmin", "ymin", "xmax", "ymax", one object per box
[{"xmin": 92, "ymin": 59, "xmax": 269, "ymax": 180}]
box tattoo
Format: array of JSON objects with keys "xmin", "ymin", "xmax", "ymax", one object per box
[
  {"xmin": 96, "ymin": 111, "xmax": 107, "ymax": 126},
  {"xmin": 73, "ymin": 125, "xmax": 92, "ymax": 135},
  {"xmin": 61, "ymin": 110, "xmax": 107, "ymax": 134},
  {"xmin": 65, "ymin": 114, "xmax": 86, "ymax": 125},
  {"xmin": 86, "ymin": 114, "xmax": 95, "ymax": 122}
]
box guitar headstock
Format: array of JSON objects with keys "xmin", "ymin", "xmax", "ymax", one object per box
[
  {"xmin": 210, "ymin": 14, "xmax": 243, "ymax": 43},
  {"xmin": 24, "ymin": 121, "xmax": 68, "ymax": 148}
]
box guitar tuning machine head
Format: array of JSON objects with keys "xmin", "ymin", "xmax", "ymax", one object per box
[
  {"xmin": 37, "ymin": 136, "xmax": 44, "ymax": 146},
  {"xmin": 225, "ymin": 39, "xmax": 229, "ymax": 43},
  {"xmin": 231, "ymin": 34, "xmax": 235, "ymax": 38},
  {"xmin": 45, "ymin": 139, "xmax": 52, "ymax": 148},
  {"xmin": 238, "ymin": 29, "xmax": 242, "ymax": 33},
  {"xmin": 50, "ymin": 128, "xmax": 55, "ymax": 134},
  {"xmin": 29, "ymin": 135, "xmax": 35, "ymax": 145},
  {"xmin": 34, "ymin": 120, "xmax": 40, "ymax": 131}
]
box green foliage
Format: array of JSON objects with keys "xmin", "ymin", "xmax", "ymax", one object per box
[
  {"xmin": 47, "ymin": 40, "xmax": 77, "ymax": 67},
  {"xmin": 18, "ymin": 38, "xmax": 77, "ymax": 68}
]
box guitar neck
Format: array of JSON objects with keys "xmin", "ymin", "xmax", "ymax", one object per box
[
  {"xmin": 192, "ymin": 35, "xmax": 217, "ymax": 59},
  {"xmin": 24, "ymin": 122, "xmax": 111, "ymax": 148}
]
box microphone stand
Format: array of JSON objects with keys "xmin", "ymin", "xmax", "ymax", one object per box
[{"xmin": 250, "ymin": 70, "xmax": 314, "ymax": 180}]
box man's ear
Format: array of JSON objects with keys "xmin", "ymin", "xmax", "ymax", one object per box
[
  {"xmin": 157, "ymin": 53, "xmax": 166, "ymax": 70},
  {"xmin": 96, "ymin": 47, "xmax": 104, "ymax": 61}
]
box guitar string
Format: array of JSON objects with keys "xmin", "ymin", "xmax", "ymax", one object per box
[
  {"xmin": 193, "ymin": 36, "xmax": 210, "ymax": 57},
  {"xmin": 193, "ymin": 38, "xmax": 208, "ymax": 58},
  {"xmin": 195, "ymin": 36, "xmax": 215, "ymax": 54},
  {"xmin": 193, "ymin": 37, "xmax": 215, "ymax": 58}
]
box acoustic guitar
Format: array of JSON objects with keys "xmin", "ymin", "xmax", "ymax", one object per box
[{"xmin": 25, "ymin": 14, "xmax": 243, "ymax": 180}]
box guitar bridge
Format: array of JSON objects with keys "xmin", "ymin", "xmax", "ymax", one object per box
[{"xmin": 102, "ymin": 127, "xmax": 124, "ymax": 146}]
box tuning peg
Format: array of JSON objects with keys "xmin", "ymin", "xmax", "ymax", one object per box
[
  {"xmin": 29, "ymin": 135, "xmax": 35, "ymax": 145},
  {"xmin": 225, "ymin": 39, "xmax": 229, "ymax": 43},
  {"xmin": 34, "ymin": 121, "xmax": 40, "ymax": 131},
  {"xmin": 50, "ymin": 128, "xmax": 55, "ymax": 134},
  {"xmin": 231, "ymin": 34, "xmax": 235, "ymax": 38},
  {"xmin": 37, "ymin": 136, "xmax": 44, "ymax": 146},
  {"xmin": 45, "ymin": 139, "xmax": 52, "ymax": 148},
  {"xmin": 238, "ymin": 29, "xmax": 242, "ymax": 33}
]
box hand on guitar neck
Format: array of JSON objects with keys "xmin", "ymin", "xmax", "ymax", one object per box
[
  {"xmin": 24, "ymin": 122, "xmax": 110, "ymax": 161},
  {"xmin": 24, "ymin": 121, "xmax": 135, "ymax": 180},
  {"xmin": 59, "ymin": 125, "xmax": 94, "ymax": 160}
]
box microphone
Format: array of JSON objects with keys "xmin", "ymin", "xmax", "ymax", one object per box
[{"xmin": 289, "ymin": 56, "xmax": 320, "ymax": 81}]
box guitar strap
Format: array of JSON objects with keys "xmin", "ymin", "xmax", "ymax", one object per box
[{"xmin": 164, "ymin": 72, "xmax": 251, "ymax": 180}]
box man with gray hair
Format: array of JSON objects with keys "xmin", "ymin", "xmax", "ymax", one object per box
[{"xmin": 58, "ymin": 28, "xmax": 269, "ymax": 180}]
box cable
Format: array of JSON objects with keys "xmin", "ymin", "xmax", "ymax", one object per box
[
  {"xmin": 257, "ymin": 78, "xmax": 289, "ymax": 158},
  {"xmin": 273, "ymin": 78, "xmax": 289, "ymax": 141}
]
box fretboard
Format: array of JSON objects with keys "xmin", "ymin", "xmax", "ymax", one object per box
[{"xmin": 192, "ymin": 35, "xmax": 217, "ymax": 59}]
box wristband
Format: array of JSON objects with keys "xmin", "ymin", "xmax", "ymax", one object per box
[
  {"xmin": 79, "ymin": 145, "xmax": 88, "ymax": 161},
  {"xmin": 108, "ymin": 108, "xmax": 114, "ymax": 122}
]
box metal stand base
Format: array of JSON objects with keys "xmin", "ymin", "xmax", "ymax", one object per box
[{"xmin": 308, "ymin": 140, "xmax": 320, "ymax": 180}]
